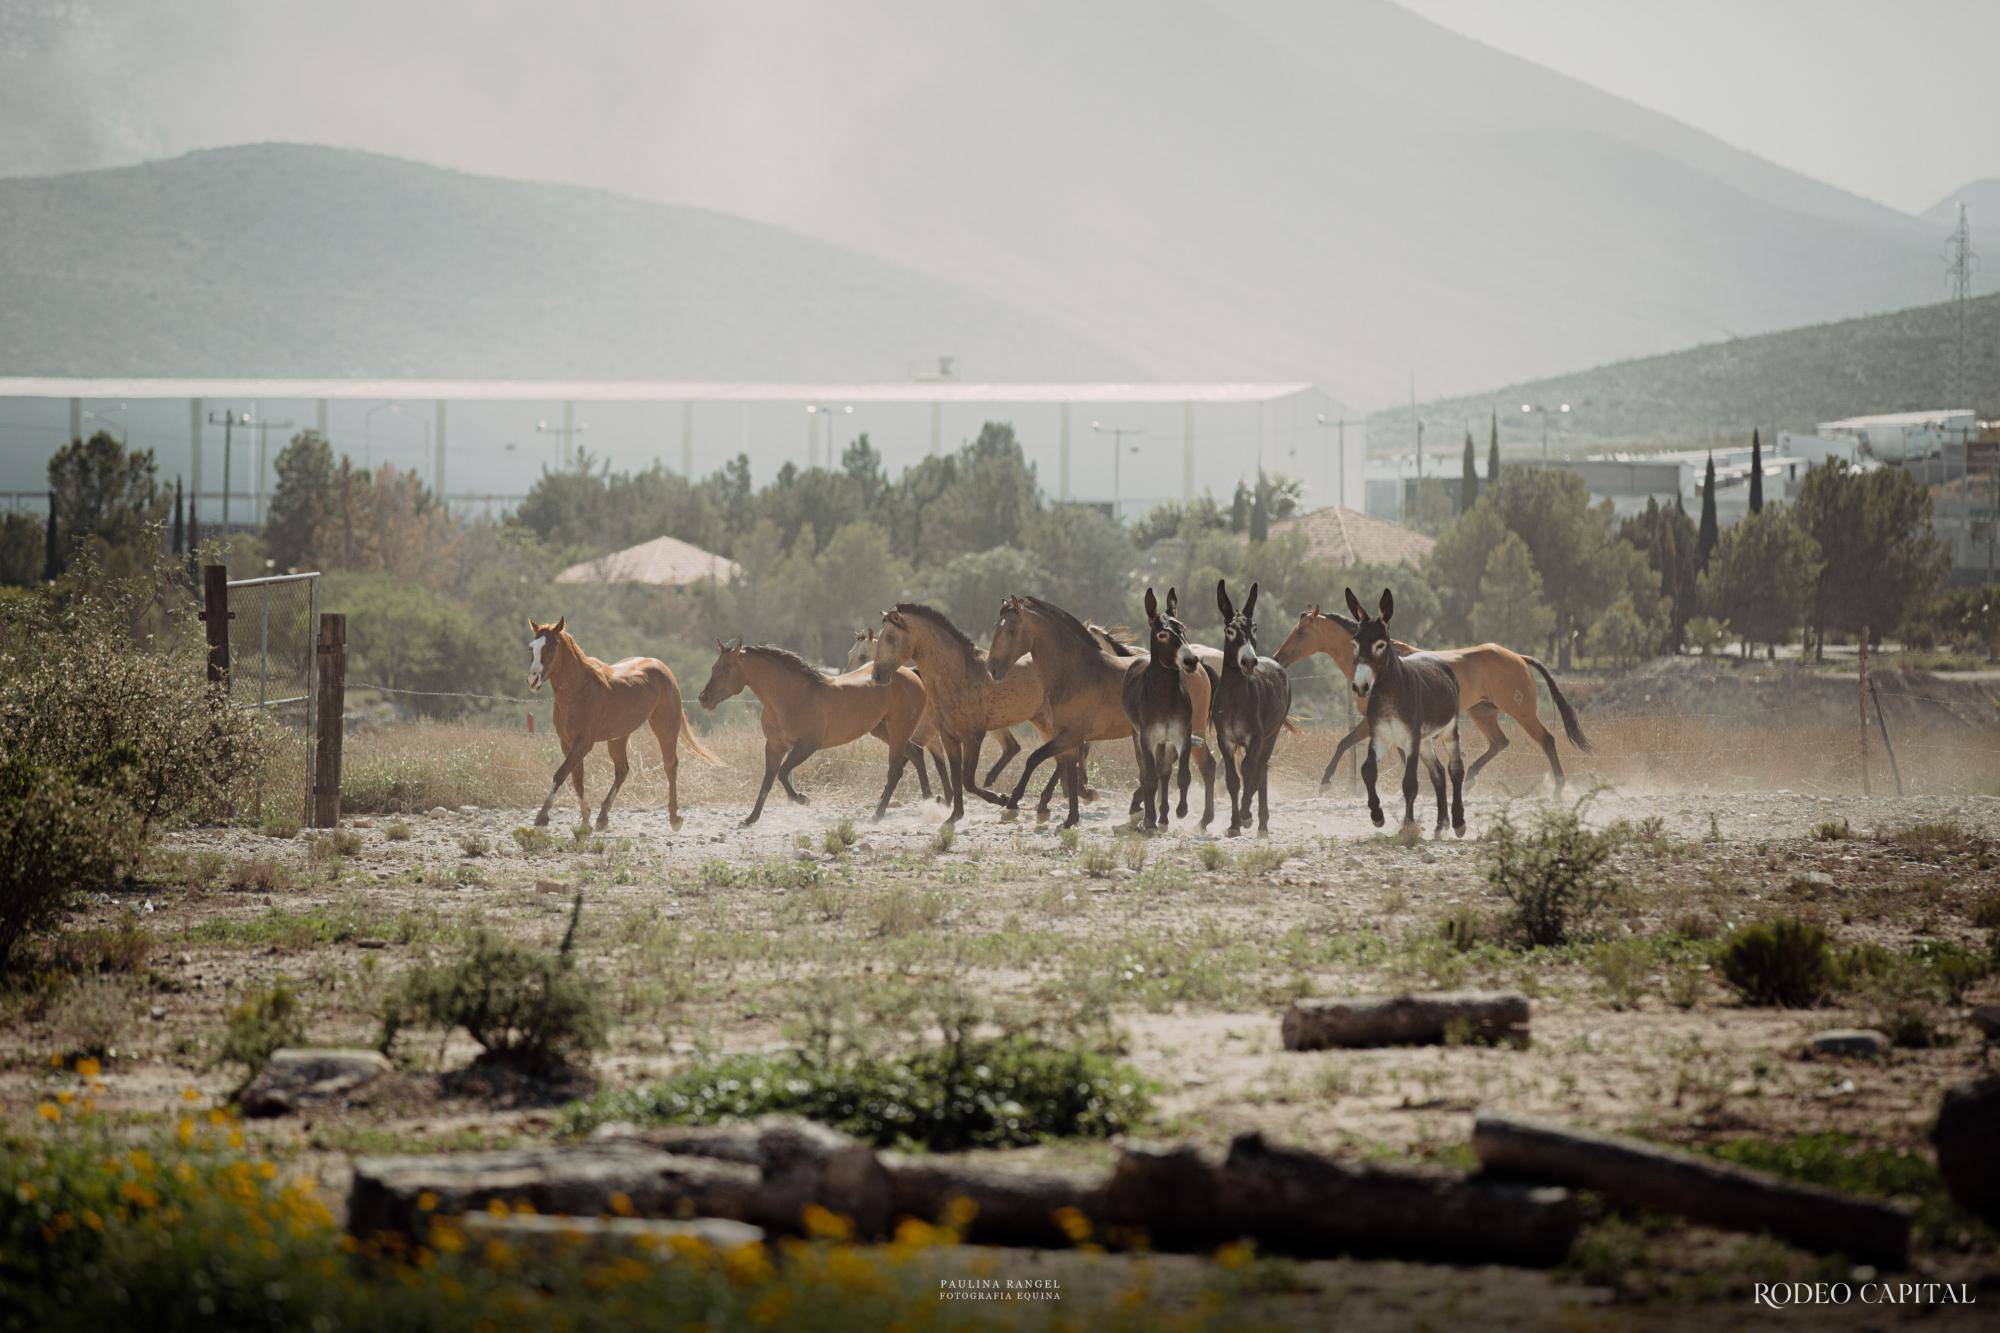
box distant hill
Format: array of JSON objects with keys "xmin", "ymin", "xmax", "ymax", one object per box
[
  {"xmin": 0, "ymin": 145, "xmax": 1136, "ymax": 380},
  {"xmin": 1368, "ymin": 292, "xmax": 2000, "ymax": 452},
  {"xmin": 1924, "ymin": 179, "xmax": 2000, "ymax": 226}
]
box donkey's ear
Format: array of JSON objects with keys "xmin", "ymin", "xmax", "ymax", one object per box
[
  {"xmin": 1143, "ymin": 588, "xmax": 1159, "ymax": 618},
  {"xmin": 1377, "ymin": 588, "xmax": 1394, "ymax": 622},
  {"xmin": 853, "ymin": 628, "xmax": 866, "ymax": 641},
  {"xmin": 1215, "ymin": 578, "xmax": 1234, "ymax": 620},
  {"xmin": 1343, "ymin": 587, "xmax": 1365, "ymax": 620},
  {"xmin": 1165, "ymin": 586, "xmax": 1178, "ymax": 616},
  {"xmin": 1243, "ymin": 582, "xmax": 1259, "ymax": 620}
]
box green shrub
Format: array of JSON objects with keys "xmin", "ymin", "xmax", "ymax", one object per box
[
  {"xmin": 381, "ymin": 894, "xmax": 605, "ymax": 1073},
  {"xmin": 567, "ymin": 1034, "xmax": 1152, "ymax": 1152},
  {"xmin": 1909, "ymin": 938, "xmax": 1992, "ymax": 1002},
  {"xmin": 459, "ymin": 833, "xmax": 489, "ymax": 857},
  {"xmin": 1810, "ymin": 817, "xmax": 1850, "ymax": 842},
  {"xmin": 218, "ymin": 979, "xmax": 307, "ymax": 1087},
  {"xmin": 384, "ymin": 820, "xmax": 412, "ymax": 842},
  {"xmin": 1702, "ymin": 1133, "xmax": 1994, "ymax": 1250},
  {"xmin": 1719, "ymin": 918, "xmax": 1832, "ymax": 1007},
  {"xmin": 1484, "ymin": 806, "xmax": 1621, "ymax": 946},
  {"xmin": 823, "ymin": 819, "xmax": 857, "ymax": 856},
  {"xmin": 1081, "ymin": 843, "xmax": 1118, "ymax": 878},
  {"xmin": 0, "ymin": 754, "xmax": 138, "ymax": 978},
  {"xmin": 511, "ymin": 826, "xmax": 557, "ymax": 855}
]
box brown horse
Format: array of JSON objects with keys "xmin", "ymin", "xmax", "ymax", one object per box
[
  {"xmin": 853, "ymin": 623, "xmax": 1038, "ymax": 799},
  {"xmin": 1273, "ymin": 606, "xmax": 1592, "ymax": 792},
  {"xmin": 845, "ymin": 628, "xmax": 950, "ymax": 803},
  {"xmin": 1346, "ymin": 588, "xmax": 1465, "ymax": 838},
  {"xmin": 989, "ymin": 595, "xmax": 1215, "ymax": 830},
  {"xmin": 872, "ymin": 604, "xmax": 1059, "ymax": 824},
  {"xmin": 525, "ymin": 617, "xmax": 722, "ymax": 830},
  {"xmin": 697, "ymin": 641, "xmax": 927, "ymax": 826}
]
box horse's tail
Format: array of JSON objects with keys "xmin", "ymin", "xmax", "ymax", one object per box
[
  {"xmin": 1283, "ymin": 714, "xmax": 1306, "ymax": 736},
  {"xmin": 1523, "ymin": 655, "xmax": 1593, "ymax": 754},
  {"xmin": 678, "ymin": 708, "xmax": 726, "ymax": 766}
]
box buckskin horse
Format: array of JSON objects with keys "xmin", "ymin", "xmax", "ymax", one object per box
[
  {"xmin": 1346, "ymin": 588, "xmax": 1466, "ymax": 839},
  {"xmin": 697, "ymin": 640, "xmax": 927, "ymax": 826},
  {"xmin": 1121, "ymin": 587, "xmax": 1210, "ymax": 830},
  {"xmin": 989, "ymin": 595, "xmax": 1215, "ymax": 830},
  {"xmin": 1273, "ymin": 606, "xmax": 1591, "ymax": 793},
  {"xmin": 1211, "ymin": 580, "xmax": 1291, "ymax": 836},
  {"xmin": 525, "ymin": 617, "xmax": 723, "ymax": 830}
]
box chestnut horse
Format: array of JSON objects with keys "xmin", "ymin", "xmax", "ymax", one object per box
[
  {"xmin": 1273, "ymin": 606, "xmax": 1591, "ymax": 792},
  {"xmin": 697, "ymin": 640, "xmax": 926, "ymax": 825},
  {"xmin": 852, "ymin": 624, "xmax": 1036, "ymax": 799},
  {"xmin": 526, "ymin": 617, "xmax": 722, "ymax": 830},
  {"xmin": 989, "ymin": 595, "xmax": 1215, "ymax": 830}
]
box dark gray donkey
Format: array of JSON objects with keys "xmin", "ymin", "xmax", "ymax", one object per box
[
  {"xmin": 1120, "ymin": 587, "xmax": 1213, "ymax": 830},
  {"xmin": 1213, "ymin": 579, "xmax": 1291, "ymax": 836},
  {"xmin": 1345, "ymin": 586, "xmax": 1465, "ymax": 838}
]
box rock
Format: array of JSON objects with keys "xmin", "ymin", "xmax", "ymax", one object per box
[
  {"xmin": 1799, "ymin": 870, "xmax": 1836, "ymax": 887},
  {"xmin": 1932, "ymin": 1075, "xmax": 2000, "ymax": 1228},
  {"xmin": 535, "ymin": 878, "xmax": 569, "ymax": 894},
  {"xmin": 239, "ymin": 1048, "xmax": 391, "ymax": 1117},
  {"xmin": 428, "ymin": 807, "xmax": 450, "ymax": 818},
  {"xmin": 1804, "ymin": 1029, "xmax": 1890, "ymax": 1060},
  {"xmin": 457, "ymin": 1210, "xmax": 762, "ymax": 1254},
  {"xmin": 1968, "ymin": 1004, "xmax": 2000, "ymax": 1042},
  {"xmin": 348, "ymin": 1143, "xmax": 763, "ymax": 1242}
]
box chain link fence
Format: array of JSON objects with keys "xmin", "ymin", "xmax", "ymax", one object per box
[{"xmin": 225, "ymin": 573, "xmax": 320, "ymax": 824}]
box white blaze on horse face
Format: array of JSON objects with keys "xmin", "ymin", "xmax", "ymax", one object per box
[{"xmin": 528, "ymin": 634, "xmax": 547, "ymax": 691}]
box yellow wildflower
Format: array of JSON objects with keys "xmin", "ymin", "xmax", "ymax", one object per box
[
  {"xmin": 56, "ymin": 1090, "xmax": 74, "ymax": 1105},
  {"xmin": 1053, "ymin": 1206, "xmax": 1092, "ymax": 1244},
  {"xmin": 607, "ymin": 1190, "xmax": 636, "ymax": 1217},
  {"xmin": 74, "ymin": 1058, "xmax": 101, "ymax": 1080},
  {"xmin": 120, "ymin": 1181, "xmax": 160, "ymax": 1209},
  {"xmin": 14, "ymin": 1182, "xmax": 37, "ymax": 1204},
  {"xmin": 35, "ymin": 1102, "xmax": 60, "ymax": 1123},
  {"xmin": 511, "ymin": 1197, "xmax": 536, "ymax": 1215},
  {"xmin": 82, "ymin": 1210, "xmax": 104, "ymax": 1232},
  {"xmin": 417, "ymin": 1191, "xmax": 440, "ymax": 1213},
  {"xmin": 800, "ymin": 1202, "xmax": 852, "ymax": 1241},
  {"xmin": 182, "ymin": 1085, "xmax": 201, "ymax": 1102},
  {"xmin": 1214, "ymin": 1239, "xmax": 1255, "ymax": 1271},
  {"xmin": 486, "ymin": 1197, "xmax": 511, "ymax": 1218},
  {"xmin": 722, "ymin": 1241, "xmax": 775, "ymax": 1286},
  {"xmin": 429, "ymin": 1221, "xmax": 465, "ymax": 1256},
  {"xmin": 748, "ymin": 1289, "xmax": 790, "ymax": 1326}
]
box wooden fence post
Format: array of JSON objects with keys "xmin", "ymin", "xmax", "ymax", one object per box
[
  {"xmin": 1870, "ymin": 678, "xmax": 1905, "ymax": 796},
  {"xmin": 313, "ymin": 613, "xmax": 346, "ymax": 828},
  {"xmin": 200, "ymin": 564, "xmax": 231, "ymax": 693},
  {"xmin": 1857, "ymin": 628, "xmax": 1870, "ymax": 797}
]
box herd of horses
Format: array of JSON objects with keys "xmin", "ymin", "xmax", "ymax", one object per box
[{"xmin": 523, "ymin": 581, "xmax": 1592, "ymax": 839}]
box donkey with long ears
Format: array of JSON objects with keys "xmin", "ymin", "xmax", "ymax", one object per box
[
  {"xmin": 525, "ymin": 617, "xmax": 723, "ymax": 831},
  {"xmin": 1345, "ymin": 588, "xmax": 1466, "ymax": 839},
  {"xmin": 1211, "ymin": 580, "xmax": 1291, "ymax": 836},
  {"xmin": 1121, "ymin": 587, "xmax": 1212, "ymax": 830}
]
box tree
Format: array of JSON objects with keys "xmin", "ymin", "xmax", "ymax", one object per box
[
  {"xmin": 1128, "ymin": 494, "xmax": 1227, "ymax": 549},
  {"xmin": 1021, "ymin": 504, "xmax": 1139, "ymax": 620},
  {"xmin": 1427, "ymin": 500, "xmax": 1508, "ymax": 642},
  {"xmin": 46, "ymin": 431, "xmax": 167, "ymax": 577},
  {"xmin": 0, "ymin": 513, "xmax": 40, "ymax": 586},
  {"xmin": 1620, "ymin": 497, "xmax": 1699, "ymax": 652},
  {"xmin": 172, "ymin": 478, "xmax": 185, "ymax": 557},
  {"xmin": 1482, "ymin": 470, "xmax": 1628, "ymax": 666},
  {"xmin": 1471, "ymin": 533, "xmax": 1555, "ymax": 649},
  {"xmin": 925, "ymin": 546, "xmax": 1050, "ymax": 636},
  {"xmin": 266, "ymin": 431, "xmax": 337, "ymax": 571},
  {"xmin": 1584, "ymin": 595, "xmax": 1652, "ymax": 667},
  {"xmin": 1248, "ymin": 469, "xmax": 1270, "ymax": 543},
  {"xmin": 1697, "ymin": 508, "xmax": 1820, "ymax": 658},
  {"xmin": 42, "ymin": 493, "xmax": 57, "ymax": 583},
  {"xmin": 1460, "ymin": 431, "xmax": 1478, "ymax": 513},
  {"xmin": 1748, "ymin": 429, "xmax": 1764, "ymax": 515},
  {"xmin": 1696, "ymin": 454, "xmax": 1719, "ymax": 572},
  {"xmin": 1487, "ymin": 414, "xmax": 1500, "ymax": 489},
  {"xmin": 1792, "ymin": 459, "xmax": 1950, "ymax": 656},
  {"xmin": 323, "ymin": 571, "xmax": 502, "ymax": 719}
]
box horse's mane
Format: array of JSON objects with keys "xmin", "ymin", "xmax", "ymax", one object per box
[
  {"xmin": 743, "ymin": 644, "xmax": 828, "ymax": 687},
  {"xmin": 1087, "ymin": 621, "xmax": 1140, "ymax": 657},
  {"xmin": 1015, "ymin": 596, "xmax": 1106, "ymax": 655},
  {"xmin": 893, "ymin": 603, "xmax": 983, "ymax": 670}
]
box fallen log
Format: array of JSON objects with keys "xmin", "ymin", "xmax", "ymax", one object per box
[
  {"xmin": 1215, "ymin": 1131, "xmax": 1579, "ymax": 1266},
  {"xmin": 1098, "ymin": 1141, "xmax": 1227, "ymax": 1251},
  {"xmin": 1282, "ymin": 991, "xmax": 1530, "ymax": 1050},
  {"xmin": 1472, "ymin": 1111, "xmax": 1911, "ymax": 1268},
  {"xmin": 881, "ymin": 1154, "xmax": 1101, "ymax": 1248},
  {"xmin": 459, "ymin": 1210, "xmax": 764, "ymax": 1255},
  {"xmin": 1931, "ymin": 1074, "xmax": 2000, "ymax": 1230},
  {"xmin": 590, "ymin": 1116, "xmax": 893, "ymax": 1237},
  {"xmin": 348, "ymin": 1143, "xmax": 763, "ymax": 1243}
]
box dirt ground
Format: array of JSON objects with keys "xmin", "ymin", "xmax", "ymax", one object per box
[{"xmin": 7, "ymin": 698, "xmax": 2000, "ymax": 1329}]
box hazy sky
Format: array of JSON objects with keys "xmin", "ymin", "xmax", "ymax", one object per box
[{"xmin": 1399, "ymin": 0, "xmax": 2000, "ymax": 215}]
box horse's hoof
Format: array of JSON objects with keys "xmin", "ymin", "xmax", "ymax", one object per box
[
  {"xmin": 1453, "ymin": 823, "xmax": 1467, "ymax": 838},
  {"xmin": 669, "ymin": 816, "xmax": 684, "ymax": 831},
  {"xmin": 1369, "ymin": 809, "xmax": 1385, "ymax": 828},
  {"xmin": 739, "ymin": 816, "xmax": 759, "ymax": 828},
  {"xmin": 595, "ymin": 816, "xmax": 610, "ymax": 832},
  {"xmin": 998, "ymin": 808, "xmax": 1018, "ymax": 824},
  {"xmin": 533, "ymin": 812, "xmax": 551, "ymax": 828},
  {"xmin": 1082, "ymin": 788, "xmax": 1101, "ymax": 802},
  {"xmin": 788, "ymin": 794, "xmax": 809, "ymax": 806},
  {"xmin": 1225, "ymin": 825, "xmax": 1241, "ymax": 838}
]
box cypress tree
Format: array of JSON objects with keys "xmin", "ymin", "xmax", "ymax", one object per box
[
  {"xmin": 172, "ymin": 477, "xmax": 185, "ymax": 555},
  {"xmin": 42, "ymin": 491, "xmax": 59, "ymax": 582},
  {"xmin": 1460, "ymin": 430, "xmax": 1478, "ymax": 512},
  {"xmin": 1748, "ymin": 428, "xmax": 1764, "ymax": 514},
  {"xmin": 186, "ymin": 492, "xmax": 201, "ymax": 576},
  {"xmin": 1487, "ymin": 413, "xmax": 1500, "ymax": 485},
  {"xmin": 1248, "ymin": 468, "xmax": 1270, "ymax": 544},
  {"xmin": 1696, "ymin": 453, "xmax": 1719, "ymax": 571}
]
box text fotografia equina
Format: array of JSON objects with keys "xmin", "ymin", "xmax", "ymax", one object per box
[{"xmin": 937, "ymin": 1277, "xmax": 1063, "ymax": 1302}]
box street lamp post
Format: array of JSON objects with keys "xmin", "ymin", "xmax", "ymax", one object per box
[
  {"xmin": 805, "ymin": 404, "xmax": 854, "ymax": 470},
  {"xmin": 1520, "ymin": 402, "xmax": 1571, "ymax": 466},
  {"xmin": 1314, "ymin": 411, "xmax": 1359, "ymax": 510},
  {"xmin": 1090, "ymin": 421, "xmax": 1144, "ymax": 521}
]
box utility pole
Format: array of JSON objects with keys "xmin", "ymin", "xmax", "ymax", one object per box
[
  {"xmin": 1521, "ymin": 402, "xmax": 1571, "ymax": 467},
  {"xmin": 536, "ymin": 402, "xmax": 587, "ymax": 467},
  {"xmin": 805, "ymin": 403, "xmax": 854, "ymax": 470},
  {"xmin": 206, "ymin": 410, "xmax": 251, "ymax": 529},
  {"xmin": 1091, "ymin": 420, "xmax": 1143, "ymax": 521},
  {"xmin": 1947, "ymin": 203, "xmax": 1976, "ymax": 408},
  {"xmin": 1315, "ymin": 412, "xmax": 1359, "ymax": 510}
]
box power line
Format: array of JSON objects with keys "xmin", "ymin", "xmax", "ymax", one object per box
[{"xmin": 1946, "ymin": 202, "xmax": 1976, "ymax": 408}]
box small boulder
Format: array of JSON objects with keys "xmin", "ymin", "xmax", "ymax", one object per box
[
  {"xmin": 1804, "ymin": 1029, "xmax": 1890, "ymax": 1060},
  {"xmin": 1932, "ymin": 1075, "xmax": 2000, "ymax": 1228},
  {"xmin": 240, "ymin": 1048, "xmax": 391, "ymax": 1116}
]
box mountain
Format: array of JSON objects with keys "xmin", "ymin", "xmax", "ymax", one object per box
[
  {"xmin": 1924, "ymin": 179, "xmax": 2000, "ymax": 226},
  {"xmin": 1367, "ymin": 291, "xmax": 2000, "ymax": 450},
  {"xmin": 0, "ymin": 144, "xmax": 1136, "ymax": 380}
]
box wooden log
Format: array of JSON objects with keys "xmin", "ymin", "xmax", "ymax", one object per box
[
  {"xmin": 458, "ymin": 1210, "xmax": 764, "ymax": 1255},
  {"xmin": 347, "ymin": 1144, "xmax": 763, "ymax": 1244},
  {"xmin": 1215, "ymin": 1131, "xmax": 1579, "ymax": 1266},
  {"xmin": 881, "ymin": 1153, "xmax": 1101, "ymax": 1248},
  {"xmin": 1930, "ymin": 1075, "xmax": 2000, "ymax": 1230},
  {"xmin": 1473, "ymin": 1111, "xmax": 1911, "ymax": 1268},
  {"xmin": 1098, "ymin": 1141, "xmax": 1226, "ymax": 1251},
  {"xmin": 1282, "ymin": 991, "xmax": 1530, "ymax": 1050}
]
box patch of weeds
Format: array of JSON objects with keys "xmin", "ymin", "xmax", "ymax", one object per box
[
  {"xmin": 45, "ymin": 913, "xmax": 156, "ymax": 978},
  {"xmin": 307, "ymin": 829, "xmax": 363, "ymax": 862},
  {"xmin": 1971, "ymin": 888, "xmax": 2000, "ymax": 931},
  {"xmin": 1196, "ymin": 843, "xmax": 1228, "ymax": 872},
  {"xmin": 823, "ymin": 819, "xmax": 858, "ymax": 856},
  {"xmin": 47, "ymin": 974, "xmax": 133, "ymax": 1061},
  {"xmin": 217, "ymin": 978, "xmax": 307, "ymax": 1089},
  {"xmin": 1589, "ymin": 939, "xmax": 1651, "ymax": 1010},
  {"xmin": 1719, "ymin": 918, "xmax": 1831, "ymax": 1007},
  {"xmin": 458, "ymin": 833, "xmax": 489, "ymax": 858},
  {"xmin": 380, "ymin": 893, "xmax": 605, "ymax": 1074},
  {"xmin": 868, "ymin": 887, "xmax": 949, "ymax": 938},
  {"xmin": 1056, "ymin": 826, "xmax": 1080, "ymax": 855},
  {"xmin": 1236, "ymin": 845, "xmax": 1286, "ymax": 877},
  {"xmin": 1131, "ymin": 861, "xmax": 1195, "ymax": 893},
  {"xmin": 1563, "ymin": 1215, "xmax": 1656, "ymax": 1291},
  {"xmin": 384, "ymin": 820, "xmax": 412, "ymax": 842},
  {"xmin": 566, "ymin": 1035, "xmax": 1152, "ymax": 1151},
  {"xmin": 1700, "ymin": 1133, "xmax": 1994, "ymax": 1251},
  {"xmin": 511, "ymin": 826, "xmax": 557, "ymax": 856},
  {"xmin": 1120, "ymin": 837, "xmax": 1148, "ymax": 873},
  {"xmin": 1486, "ymin": 804, "xmax": 1621, "ymax": 946},
  {"xmin": 1909, "ymin": 937, "xmax": 1993, "ymax": 1002},
  {"xmin": 259, "ymin": 812, "xmax": 301, "ymax": 840},
  {"xmin": 227, "ymin": 856, "xmax": 292, "ymax": 893},
  {"xmin": 1877, "ymin": 820, "xmax": 1990, "ymax": 864},
  {"xmin": 1665, "ymin": 964, "xmax": 1707, "ymax": 1010},
  {"xmin": 928, "ymin": 824, "xmax": 955, "ymax": 855},
  {"xmin": 1080, "ymin": 843, "xmax": 1118, "ymax": 878},
  {"xmin": 1810, "ymin": 817, "xmax": 1851, "ymax": 842},
  {"xmin": 1436, "ymin": 904, "xmax": 1499, "ymax": 953}
]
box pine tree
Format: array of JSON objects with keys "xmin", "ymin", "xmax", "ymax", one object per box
[
  {"xmin": 1696, "ymin": 453, "xmax": 1719, "ymax": 572},
  {"xmin": 1460, "ymin": 431, "xmax": 1478, "ymax": 513},
  {"xmin": 172, "ymin": 477, "xmax": 185, "ymax": 555},
  {"xmin": 41, "ymin": 491, "xmax": 59, "ymax": 582},
  {"xmin": 1487, "ymin": 413, "xmax": 1500, "ymax": 486},
  {"xmin": 1748, "ymin": 428, "xmax": 1764, "ymax": 515}
]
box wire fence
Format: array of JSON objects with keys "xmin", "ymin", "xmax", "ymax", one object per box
[{"xmin": 226, "ymin": 572, "xmax": 319, "ymax": 823}]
